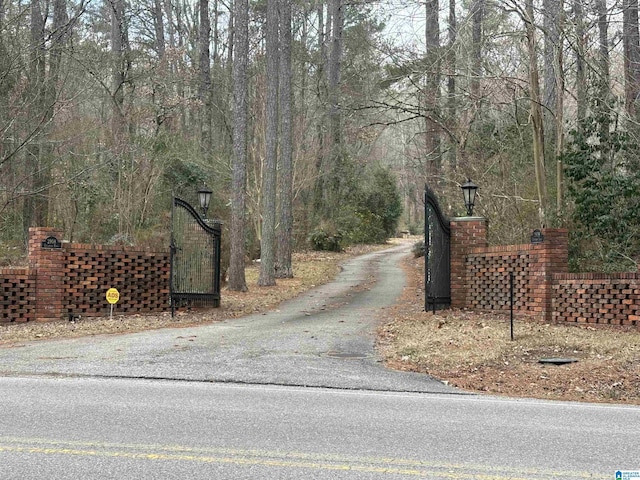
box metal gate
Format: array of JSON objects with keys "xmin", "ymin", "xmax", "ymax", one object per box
[
  {"xmin": 170, "ymin": 197, "xmax": 221, "ymax": 315},
  {"xmin": 424, "ymin": 184, "xmax": 451, "ymax": 312}
]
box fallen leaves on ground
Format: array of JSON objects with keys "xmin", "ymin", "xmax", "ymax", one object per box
[{"xmin": 377, "ymin": 255, "xmax": 640, "ymax": 405}]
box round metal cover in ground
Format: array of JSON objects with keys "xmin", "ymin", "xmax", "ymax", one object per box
[
  {"xmin": 326, "ymin": 351, "xmax": 368, "ymax": 359},
  {"xmin": 538, "ymin": 358, "xmax": 578, "ymax": 365}
]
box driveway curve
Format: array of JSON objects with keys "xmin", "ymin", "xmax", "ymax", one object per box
[{"xmin": 0, "ymin": 244, "xmax": 458, "ymax": 394}]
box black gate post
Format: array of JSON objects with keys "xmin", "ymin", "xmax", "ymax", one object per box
[
  {"xmin": 424, "ymin": 184, "xmax": 451, "ymax": 312},
  {"xmin": 170, "ymin": 196, "xmax": 222, "ymax": 316}
]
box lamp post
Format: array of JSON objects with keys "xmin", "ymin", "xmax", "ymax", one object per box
[
  {"xmin": 197, "ymin": 185, "xmax": 213, "ymax": 219},
  {"xmin": 461, "ymin": 179, "xmax": 478, "ymax": 216}
]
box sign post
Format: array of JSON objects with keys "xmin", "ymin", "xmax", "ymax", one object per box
[{"xmin": 106, "ymin": 288, "xmax": 120, "ymax": 320}]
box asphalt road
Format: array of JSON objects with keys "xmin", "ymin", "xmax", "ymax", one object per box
[
  {"xmin": 0, "ymin": 244, "xmax": 638, "ymax": 478},
  {"xmin": 1, "ymin": 377, "xmax": 637, "ymax": 479}
]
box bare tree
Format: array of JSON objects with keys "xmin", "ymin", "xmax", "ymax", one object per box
[
  {"xmin": 258, "ymin": 0, "xmax": 279, "ymax": 286},
  {"xmin": 228, "ymin": 0, "xmax": 249, "ymax": 291}
]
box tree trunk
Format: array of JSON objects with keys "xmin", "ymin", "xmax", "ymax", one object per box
[
  {"xmin": 624, "ymin": 0, "xmax": 640, "ymax": 117},
  {"xmin": 198, "ymin": 0, "xmax": 212, "ymax": 154},
  {"xmin": 258, "ymin": 0, "xmax": 279, "ymax": 286},
  {"xmin": 323, "ymin": 0, "xmax": 343, "ymax": 216},
  {"xmin": 555, "ymin": 0, "xmax": 565, "ymax": 218},
  {"xmin": 446, "ymin": 0, "xmax": 456, "ymax": 170},
  {"xmin": 23, "ymin": 0, "xmax": 47, "ymax": 235},
  {"xmin": 228, "ymin": 0, "xmax": 249, "ymax": 291},
  {"xmin": 46, "ymin": 0, "xmax": 69, "ymax": 141},
  {"xmin": 165, "ymin": 0, "xmax": 175, "ymax": 49},
  {"xmin": 110, "ymin": 0, "xmax": 126, "ymax": 143},
  {"xmin": 470, "ymin": 0, "xmax": 483, "ymax": 102},
  {"xmin": 313, "ymin": 0, "xmax": 326, "ymax": 216},
  {"xmin": 276, "ymin": 0, "xmax": 293, "ymax": 279},
  {"xmin": 153, "ymin": 0, "xmax": 166, "ymax": 132},
  {"xmin": 212, "ymin": 0, "xmax": 219, "ymax": 63},
  {"xmin": 595, "ymin": 0, "xmax": 610, "ymax": 145},
  {"xmin": 543, "ymin": 0, "xmax": 560, "ymax": 113},
  {"xmin": 525, "ymin": 0, "xmax": 547, "ymax": 226},
  {"xmin": 175, "ymin": 0, "xmax": 187, "ymax": 130},
  {"xmin": 227, "ymin": 0, "xmax": 234, "ymax": 74},
  {"xmin": 425, "ymin": 0, "xmax": 440, "ymax": 178},
  {"xmin": 595, "ymin": 0, "xmax": 609, "ymax": 99},
  {"xmin": 573, "ymin": 0, "xmax": 586, "ymax": 123},
  {"xmin": 154, "ymin": 0, "xmax": 166, "ymax": 58}
]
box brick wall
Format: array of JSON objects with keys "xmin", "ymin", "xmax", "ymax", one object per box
[
  {"xmin": 451, "ymin": 224, "xmax": 570, "ymax": 323},
  {"xmin": 29, "ymin": 227, "xmax": 66, "ymax": 321},
  {"xmin": 450, "ymin": 221, "xmax": 639, "ymax": 329},
  {"xmin": 64, "ymin": 245, "xmax": 170, "ymax": 317},
  {"xmin": 450, "ymin": 218, "xmax": 488, "ymax": 308},
  {"xmin": 552, "ymin": 273, "xmax": 640, "ymax": 327},
  {"xmin": 466, "ymin": 245, "xmax": 533, "ymax": 312},
  {"xmin": 0, "ymin": 227, "xmax": 170, "ymax": 323},
  {"xmin": 0, "ymin": 268, "xmax": 36, "ymax": 322}
]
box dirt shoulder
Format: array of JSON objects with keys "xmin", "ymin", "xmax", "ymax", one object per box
[{"xmin": 377, "ymin": 253, "xmax": 640, "ymax": 405}]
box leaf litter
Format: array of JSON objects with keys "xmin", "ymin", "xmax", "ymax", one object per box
[{"xmin": 377, "ymin": 254, "xmax": 640, "ymax": 404}]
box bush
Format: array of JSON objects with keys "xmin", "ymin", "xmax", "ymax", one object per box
[
  {"xmin": 412, "ymin": 240, "xmax": 425, "ymax": 258},
  {"xmin": 563, "ymin": 104, "xmax": 640, "ymax": 270},
  {"xmin": 340, "ymin": 210, "xmax": 387, "ymax": 245},
  {"xmin": 308, "ymin": 225, "xmax": 343, "ymax": 252},
  {"xmin": 408, "ymin": 222, "xmax": 423, "ymax": 236},
  {"xmin": 330, "ymin": 165, "xmax": 402, "ymax": 246}
]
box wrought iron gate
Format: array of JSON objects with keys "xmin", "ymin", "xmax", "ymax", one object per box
[
  {"xmin": 170, "ymin": 197, "xmax": 221, "ymax": 315},
  {"xmin": 424, "ymin": 184, "xmax": 451, "ymax": 312}
]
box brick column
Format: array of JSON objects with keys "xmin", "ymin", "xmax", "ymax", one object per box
[
  {"xmin": 450, "ymin": 217, "xmax": 488, "ymax": 309},
  {"xmin": 530, "ymin": 228, "xmax": 568, "ymax": 322},
  {"xmin": 28, "ymin": 227, "xmax": 66, "ymax": 321}
]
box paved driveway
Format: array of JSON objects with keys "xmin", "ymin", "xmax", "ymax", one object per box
[{"xmin": 0, "ymin": 245, "xmax": 455, "ymax": 394}]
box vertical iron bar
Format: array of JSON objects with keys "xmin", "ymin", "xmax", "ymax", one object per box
[
  {"xmin": 170, "ymin": 196, "xmax": 176, "ymax": 317},
  {"xmin": 214, "ymin": 224, "xmax": 221, "ymax": 306},
  {"xmin": 424, "ymin": 187, "xmax": 428, "ymax": 312},
  {"xmin": 510, "ymin": 271, "xmax": 515, "ymax": 341}
]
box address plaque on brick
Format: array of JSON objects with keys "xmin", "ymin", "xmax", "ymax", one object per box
[{"xmin": 41, "ymin": 236, "xmax": 62, "ymax": 249}]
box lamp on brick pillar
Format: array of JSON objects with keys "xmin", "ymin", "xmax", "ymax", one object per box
[
  {"xmin": 450, "ymin": 181, "xmax": 486, "ymax": 310},
  {"xmin": 461, "ymin": 179, "xmax": 478, "ymax": 217}
]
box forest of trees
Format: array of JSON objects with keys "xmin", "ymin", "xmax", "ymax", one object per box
[{"xmin": 1, "ymin": 0, "xmax": 640, "ymax": 282}]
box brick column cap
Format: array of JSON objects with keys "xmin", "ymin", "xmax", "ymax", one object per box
[{"xmin": 451, "ymin": 216, "xmax": 487, "ymax": 222}]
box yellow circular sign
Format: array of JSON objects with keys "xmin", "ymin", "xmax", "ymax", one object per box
[{"xmin": 106, "ymin": 288, "xmax": 120, "ymax": 304}]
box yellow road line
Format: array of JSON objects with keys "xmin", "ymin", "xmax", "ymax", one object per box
[{"xmin": 0, "ymin": 437, "xmax": 607, "ymax": 479}]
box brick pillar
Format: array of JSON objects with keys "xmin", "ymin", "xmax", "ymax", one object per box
[
  {"xmin": 28, "ymin": 227, "xmax": 66, "ymax": 321},
  {"xmin": 450, "ymin": 217, "xmax": 488, "ymax": 309},
  {"xmin": 530, "ymin": 228, "xmax": 568, "ymax": 322}
]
